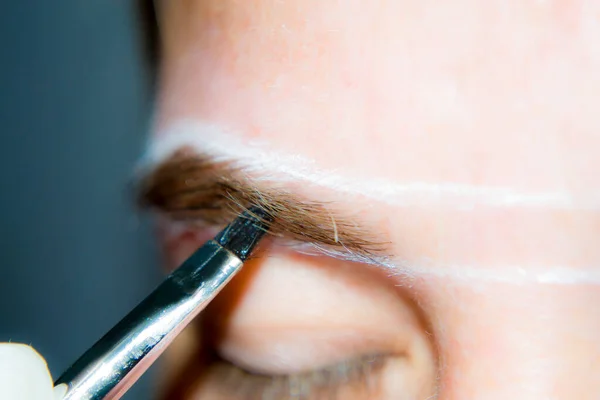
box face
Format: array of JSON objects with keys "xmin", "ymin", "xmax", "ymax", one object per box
[{"xmin": 143, "ymin": 1, "xmax": 600, "ymax": 398}]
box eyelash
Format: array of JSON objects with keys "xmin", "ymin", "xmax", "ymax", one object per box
[{"xmin": 204, "ymin": 353, "xmax": 387, "ymax": 400}]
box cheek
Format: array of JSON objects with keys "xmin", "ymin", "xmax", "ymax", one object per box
[{"xmin": 420, "ymin": 278, "xmax": 600, "ymax": 398}]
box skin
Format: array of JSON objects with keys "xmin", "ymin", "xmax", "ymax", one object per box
[{"xmin": 154, "ymin": 1, "xmax": 600, "ymax": 398}]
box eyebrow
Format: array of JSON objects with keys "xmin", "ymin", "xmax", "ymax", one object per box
[{"xmin": 137, "ymin": 148, "xmax": 387, "ymax": 262}]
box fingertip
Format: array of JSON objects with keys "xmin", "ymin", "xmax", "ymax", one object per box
[
  {"xmin": 0, "ymin": 342, "xmax": 55, "ymax": 400},
  {"xmin": 53, "ymin": 383, "xmax": 68, "ymax": 400}
]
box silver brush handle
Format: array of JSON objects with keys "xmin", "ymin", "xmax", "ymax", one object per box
[{"xmin": 55, "ymin": 240, "xmax": 242, "ymax": 400}]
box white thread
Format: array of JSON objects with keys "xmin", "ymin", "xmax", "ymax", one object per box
[
  {"xmin": 141, "ymin": 120, "xmax": 597, "ymax": 210},
  {"xmin": 394, "ymin": 263, "xmax": 600, "ymax": 285},
  {"xmin": 286, "ymin": 242, "xmax": 600, "ymax": 285}
]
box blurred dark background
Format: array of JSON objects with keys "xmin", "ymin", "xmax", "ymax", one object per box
[{"xmin": 0, "ymin": 1, "xmax": 162, "ymax": 398}]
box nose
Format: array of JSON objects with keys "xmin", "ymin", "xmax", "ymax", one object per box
[{"xmin": 428, "ymin": 282, "xmax": 600, "ymax": 399}]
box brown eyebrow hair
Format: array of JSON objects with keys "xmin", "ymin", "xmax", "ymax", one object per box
[{"xmin": 137, "ymin": 149, "xmax": 386, "ymax": 259}]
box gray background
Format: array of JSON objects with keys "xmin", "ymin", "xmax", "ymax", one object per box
[{"xmin": 0, "ymin": 1, "xmax": 162, "ymax": 398}]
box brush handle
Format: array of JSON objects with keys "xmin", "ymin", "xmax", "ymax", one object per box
[{"xmin": 54, "ymin": 240, "xmax": 242, "ymax": 400}]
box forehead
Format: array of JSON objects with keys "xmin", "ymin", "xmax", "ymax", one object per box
[
  {"xmin": 153, "ymin": 0, "xmax": 600, "ymax": 280},
  {"xmin": 156, "ymin": 0, "xmax": 599, "ymax": 190}
]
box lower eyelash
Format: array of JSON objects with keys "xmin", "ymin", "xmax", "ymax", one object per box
[{"xmin": 207, "ymin": 354, "xmax": 387, "ymax": 400}]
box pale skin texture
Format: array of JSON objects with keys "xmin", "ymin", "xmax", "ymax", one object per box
[{"xmin": 154, "ymin": 1, "xmax": 600, "ymax": 399}]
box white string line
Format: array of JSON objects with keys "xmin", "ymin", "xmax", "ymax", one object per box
[
  {"xmin": 142, "ymin": 120, "xmax": 599, "ymax": 211},
  {"xmin": 286, "ymin": 242, "xmax": 600, "ymax": 285},
  {"xmin": 392, "ymin": 263, "xmax": 600, "ymax": 285}
]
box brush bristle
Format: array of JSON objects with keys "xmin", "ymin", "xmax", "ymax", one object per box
[{"xmin": 214, "ymin": 206, "xmax": 272, "ymax": 261}]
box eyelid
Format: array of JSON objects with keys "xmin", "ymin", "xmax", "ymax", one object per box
[
  {"xmin": 219, "ymin": 329, "xmax": 392, "ymax": 375},
  {"xmin": 205, "ymin": 251, "xmax": 426, "ymax": 375},
  {"xmin": 188, "ymin": 250, "xmax": 438, "ymax": 399}
]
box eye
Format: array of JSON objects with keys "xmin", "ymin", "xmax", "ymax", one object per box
[{"xmin": 160, "ymin": 243, "xmax": 437, "ymax": 400}]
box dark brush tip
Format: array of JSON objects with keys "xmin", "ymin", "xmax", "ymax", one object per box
[{"xmin": 214, "ymin": 206, "xmax": 272, "ymax": 261}]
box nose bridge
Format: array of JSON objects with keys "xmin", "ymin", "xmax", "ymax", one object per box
[{"xmin": 431, "ymin": 282, "xmax": 600, "ymax": 400}]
